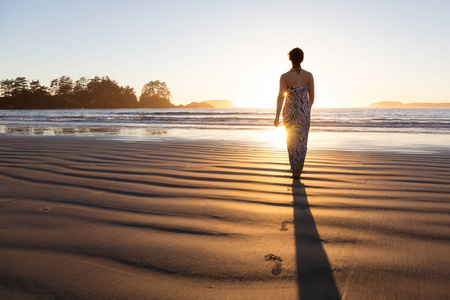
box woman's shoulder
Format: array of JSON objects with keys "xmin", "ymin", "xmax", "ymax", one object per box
[
  {"xmin": 281, "ymin": 68, "xmax": 313, "ymax": 77},
  {"xmin": 301, "ymin": 68, "xmax": 313, "ymax": 77},
  {"xmin": 280, "ymin": 70, "xmax": 291, "ymax": 78}
]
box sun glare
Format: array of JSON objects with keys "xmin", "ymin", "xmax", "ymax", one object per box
[{"xmin": 263, "ymin": 126, "xmax": 287, "ymax": 149}]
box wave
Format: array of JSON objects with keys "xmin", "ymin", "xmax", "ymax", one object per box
[
  {"xmin": 1, "ymin": 117, "xmax": 449, "ymax": 128},
  {"xmin": 1, "ymin": 108, "xmax": 449, "ymax": 133}
]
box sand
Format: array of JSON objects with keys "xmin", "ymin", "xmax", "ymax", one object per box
[{"xmin": 0, "ymin": 135, "xmax": 449, "ymax": 299}]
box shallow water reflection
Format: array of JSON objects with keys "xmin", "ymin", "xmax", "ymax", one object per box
[
  {"xmin": 0, "ymin": 125, "xmax": 167, "ymax": 137},
  {"xmin": 0, "ymin": 124, "xmax": 448, "ymax": 154}
]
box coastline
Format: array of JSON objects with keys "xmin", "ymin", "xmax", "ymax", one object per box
[
  {"xmin": 1, "ymin": 126, "xmax": 449, "ymax": 155},
  {"xmin": 1, "ymin": 107, "xmax": 449, "ymax": 155},
  {"xmin": 1, "ymin": 135, "xmax": 449, "ymax": 299}
]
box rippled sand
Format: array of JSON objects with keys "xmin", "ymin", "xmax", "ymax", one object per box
[{"xmin": 0, "ymin": 136, "xmax": 449, "ymax": 299}]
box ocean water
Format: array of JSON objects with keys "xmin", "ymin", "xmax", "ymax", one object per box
[{"xmin": 0, "ymin": 108, "xmax": 449, "ymax": 153}]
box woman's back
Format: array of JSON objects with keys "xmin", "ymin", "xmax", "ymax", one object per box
[{"xmin": 282, "ymin": 68, "xmax": 313, "ymax": 88}]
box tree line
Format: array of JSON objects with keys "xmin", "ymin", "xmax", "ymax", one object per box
[{"xmin": 0, "ymin": 76, "xmax": 175, "ymax": 109}]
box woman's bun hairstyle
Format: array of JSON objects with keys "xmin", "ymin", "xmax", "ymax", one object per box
[{"xmin": 289, "ymin": 47, "xmax": 304, "ymax": 65}]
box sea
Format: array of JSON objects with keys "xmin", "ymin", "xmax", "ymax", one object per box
[{"xmin": 1, "ymin": 108, "xmax": 449, "ymax": 153}]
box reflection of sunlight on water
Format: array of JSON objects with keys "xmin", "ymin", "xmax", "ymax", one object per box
[
  {"xmin": 238, "ymin": 130, "xmax": 450, "ymax": 154},
  {"xmin": 229, "ymin": 127, "xmax": 287, "ymax": 150},
  {"xmin": 0, "ymin": 125, "xmax": 167, "ymax": 137},
  {"xmin": 262, "ymin": 126, "xmax": 287, "ymax": 149},
  {"xmin": 1, "ymin": 125, "xmax": 448, "ymax": 154},
  {"xmin": 308, "ymin": 131, "xmax": 450, "ymax": 154}
]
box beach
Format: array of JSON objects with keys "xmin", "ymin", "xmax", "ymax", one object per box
[
  {"xmin": 0, "ymin": 135, "xmax": 449, "ymax": 299},
  {"xmin": 2, "ymin": 0, "xmax": 450, "ymax": 297}
]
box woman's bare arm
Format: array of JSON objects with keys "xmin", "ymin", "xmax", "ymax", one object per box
[
  {"xmin": 308, "ymin": 74, "xmax": 315, "ymax": 108},
  {"xmin": 274, "ymin": 75, "xmax": 287, "ymax": 127}
]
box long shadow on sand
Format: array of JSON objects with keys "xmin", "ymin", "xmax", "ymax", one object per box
[{"xmin": 292, "ymin": 179, "xmax": 340, "ymax": 299}]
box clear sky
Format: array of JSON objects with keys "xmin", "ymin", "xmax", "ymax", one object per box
[{"xmin": 1, "ymin": 0, "xmax": 449, "ymax": 108}]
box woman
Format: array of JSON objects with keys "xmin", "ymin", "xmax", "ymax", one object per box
[{"xmin": 274, "ymin": 47, "xmax": 315, "ymax": 178}]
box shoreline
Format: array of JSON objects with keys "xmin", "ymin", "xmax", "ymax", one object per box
[
  {"xmin": 1, "ymin": 128, "xmax": 449, "ymax": 155},
  {"xmin": 1, "ymin": 136, "xmax": 449, "ymax": 299}
]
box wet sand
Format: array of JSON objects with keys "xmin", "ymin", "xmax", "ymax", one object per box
[{"xmin": 0, "ymin": 136, "xmax": 449, "ymax": 299}]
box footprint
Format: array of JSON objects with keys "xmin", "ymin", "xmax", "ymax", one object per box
[
  {"xmin": 39, "ymin": 204, "xmax": 58, "ymax": 213},
  {"xmin": 264, "ymin": 253, "xmax": 283, "ymax": 276},
  {"xmin": 280, "ymin": 220, "xmax": 293, "ymax": 231}
]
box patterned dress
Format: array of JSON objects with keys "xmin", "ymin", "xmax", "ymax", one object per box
[{"xmin": 283, "ymin": 85, "xmax": 311, "ymax": 171}]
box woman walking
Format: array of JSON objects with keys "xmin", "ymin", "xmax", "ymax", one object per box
[{"xmin": 274, "ymin": 47, "xmax": 315, "ymax": 178}]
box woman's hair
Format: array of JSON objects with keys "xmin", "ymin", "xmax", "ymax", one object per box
[{"xmin": 289, "ymin": 47, "xmax": 304, "ymax": 65}]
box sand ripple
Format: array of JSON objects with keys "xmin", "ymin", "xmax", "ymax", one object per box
[{"xmin": 1, "ymin": 137, "xmax": 449, "ymax": 299}]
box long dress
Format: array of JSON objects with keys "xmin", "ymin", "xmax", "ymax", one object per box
[{"xmin": 283, "ymin": 85, "xmax": 311, "ymax": 171}]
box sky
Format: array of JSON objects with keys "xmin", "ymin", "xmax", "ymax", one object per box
[{"xmin": 0, "ymin": 0, "xmax": 449, "ymax": 108}]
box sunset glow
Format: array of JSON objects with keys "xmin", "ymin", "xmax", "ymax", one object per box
[
  {"xmin": 0, "ymin": 1, "xmax": 448, "ymax": 108},
  {"xmin": 269, "ymin": 126, "xmax": 288, "ymax": 149}
]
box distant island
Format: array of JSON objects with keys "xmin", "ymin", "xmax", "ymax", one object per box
[
  {"xmin": 367, "ymin": 101, "xmax": 450, "ymax": 108},
  {"xmin": 0, "ymin": 76, "xmax": 234, "ymax": 109}
]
